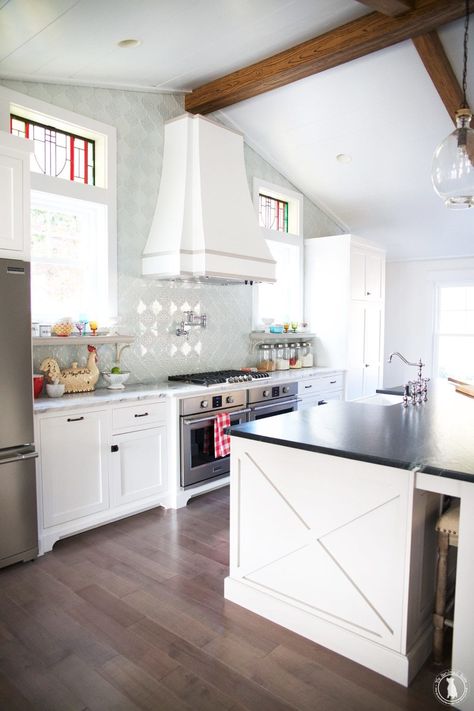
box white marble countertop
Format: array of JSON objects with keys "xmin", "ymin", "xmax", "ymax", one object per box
[{"xmin": 33, "ymin": 366, "xmax": 343, "ymax": 414}]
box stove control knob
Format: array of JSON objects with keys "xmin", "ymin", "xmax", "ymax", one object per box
[
  {"xmin": 226, "ymin": 396, "xmax": 234, "ymax": 404},
  {"xmin": 263, "ymin": 389, "xmax": 270, "ymax": 397},
  {"xmin": 200, "ymin": 400, "xmax": 208, "ymax": 408},
  {"xmin": 282, "ymin": 386, "xmax": 289, "ymax": 394}
]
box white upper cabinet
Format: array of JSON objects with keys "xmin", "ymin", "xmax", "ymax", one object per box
[
  {"xmin": 0, "ymin": 132, "xmax": 32, "ymax": 260},
  {"xmin": 304, "ymin": 235, "xmax": 385, "ymax": 400},
  {"xmin": 351, "ymin": 248, "xmax": 384, "ymax": 301}
]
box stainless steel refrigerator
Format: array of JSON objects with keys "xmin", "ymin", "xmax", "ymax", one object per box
[{"xmin": 0, "ymin": 258, "xmax": 38, "ymax": 569}]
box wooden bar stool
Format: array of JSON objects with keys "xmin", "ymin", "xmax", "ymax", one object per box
[{"xmin": 433, "ymin": 503, "xmax": 460, "ymax": 663}]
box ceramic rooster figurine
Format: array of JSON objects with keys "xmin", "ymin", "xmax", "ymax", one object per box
[{"xmin": 40, "ymin": 345, "xmax": 99, "ymax": 393}]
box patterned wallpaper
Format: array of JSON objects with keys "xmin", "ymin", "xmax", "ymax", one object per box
[{"xmin": 1, "ymin": 80, "xmax": 342, "ymax": 384}]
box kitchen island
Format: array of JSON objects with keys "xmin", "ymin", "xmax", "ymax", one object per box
[{"xmin": 226, "ymin": 384, "xmax": 474, "ymax": 707}]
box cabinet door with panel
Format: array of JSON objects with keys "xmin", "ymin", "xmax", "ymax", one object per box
[
  {"xmin": 350, "ymin": 248, "xmax": 383, "ymax": 302},
  {"xmin": 347, "ymin": 302, "xmax": 382, "ymax": 399},
  {"xmin": 39, "ymin": 411, "xmax": 109, "ymax": 527},
  {"xmin": 0, "ymin": 134, "xmax": 31, "ymax": 259},
  {"xmin": 111, "ymin": 426, "xmax": 167, "ymax": 507}
]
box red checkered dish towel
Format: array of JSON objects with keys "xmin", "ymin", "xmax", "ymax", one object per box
[{"xmin": 214, "ymin": 412, "xmax": 231, "ymax": 458}]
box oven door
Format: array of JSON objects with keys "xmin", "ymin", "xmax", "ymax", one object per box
[
  {"xmin": 180, "ymin": 407, "xmax": 250, "ymax": 488},
  {"xmin": 248, "ymin": 397, "xmax": 300, "ymax": 421}
]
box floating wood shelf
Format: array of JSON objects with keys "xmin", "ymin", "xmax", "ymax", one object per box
[{"xmin": 32, "ymin": 334, "xmax": 134, "ymax": 346}]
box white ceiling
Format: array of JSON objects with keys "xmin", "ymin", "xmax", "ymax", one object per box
[
  {"xmin": 0, "ymin": 0, "xmax": 369, "ymax": 91},
  {"xmin": 0, "ymin": 1, "xmax": 472, "ymax": 260}
]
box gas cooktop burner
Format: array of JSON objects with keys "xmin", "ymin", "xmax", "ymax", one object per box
[{"xmin": 168, "ymin": 369, "xmax": 270, "ymax": 386}]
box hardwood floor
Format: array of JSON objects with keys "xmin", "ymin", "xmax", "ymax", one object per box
[{"xmin": 0, "ymin": 487, "xmax": 442, "ymax": 710}]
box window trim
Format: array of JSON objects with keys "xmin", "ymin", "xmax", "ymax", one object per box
[
  {"xmin": 0, "ymin": 85, "xmax": 117, "ymax": 319},
  {"xmin": 432, "ymin": 275, "xmax": 474, "ymax": 379},
  {"xmin": 252, "ymin": 178, "xmax": 304, "ymax": 329}
]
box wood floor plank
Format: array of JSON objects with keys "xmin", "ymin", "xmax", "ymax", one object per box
[
  {"xmin": 0, "ymin": 592, "xmax": 69, "ymax": 667},
  {"xmin": 132, "ymin": 618, "xmax": 296, "ymax": 711},
  {"xmin": 50, "ymin": 653, "xmax": 141, "ymax": 711},
  {"xmin": 99, "ymin": 655, "xmax": 191, "ymax": 711},
  {"xmin": 67, "ymin": 600, "xmax": 179, "ymax": 679},
  {"xmin": 0, "ymin": 639, "xmax": 86, "ymax": 711},
  {"xmin": 124, "ymin": 588, "xmax": 217, "ymax": 648},
  {"xmin": 0, "ymin": 669, "xmax": 37, "ymax": 711},
  {"xmin": 160, "ymin": 665, "xmax": 236, "ymax": 711},
  {"xmin": 76, "ymin": 584, "xmax": 145, "ymax": 628},
  {"xmin": 0, "ymin": 487, "xmax": 443, "ymax": 711}
]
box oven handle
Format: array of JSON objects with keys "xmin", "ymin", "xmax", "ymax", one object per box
[
  {"xmin": 183, "ymin": 408, "xmax": 251, "ymax": 426},
  {"xmin": 250, "ymin": 398, "xmax": 301, "ymax": 413}
]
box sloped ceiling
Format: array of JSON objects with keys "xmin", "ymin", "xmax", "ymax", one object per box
[
  {"xmin": 0, "ymin": 1, "xmax": 472, "ymax": 260},
  {"xmin": 216, "ymin": 21, "xmax": 474, "ymax": 260}
]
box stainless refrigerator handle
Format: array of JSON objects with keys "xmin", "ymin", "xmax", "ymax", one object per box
[
  {"xmin": 0, "ymin": 451, "xmax": 38, "ymax": 466},
  {"xmin": 250, "ymin": 398, "xmax": 300, "ymax": 412},
  {"xmin": 183, "ymin": 408, "xmax": 251, "ymax": 426}
]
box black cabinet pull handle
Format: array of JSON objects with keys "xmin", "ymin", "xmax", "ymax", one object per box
[
  {"xmin": 67, "ymin": 416, "xmax": 84, "ymax": 422},
  {"xmin": 366, "ymin": 291, "xmax": 371, "ymax": 295},
  {"xmin": 134, "ymin": 412, "xmax": 149, "ymax": 418},
  {"xmin": 111, "ymin": 444, "xmax": 119, "ymax": 452},
  {"xmin": 330, "ymin": 380, "xmax": 336, "ymax": 384},
  {"xmin": 304, "ymin": 385, "xmax": 312, "ymax": 389},
  {"xmin": 318, "ymin": 400, "xmax": 327, "ymax": 406}
]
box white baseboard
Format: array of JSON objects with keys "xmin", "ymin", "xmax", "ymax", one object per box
[{"xmin": 225, "ymin": 577, "xmax": 430, "ymax": 687}]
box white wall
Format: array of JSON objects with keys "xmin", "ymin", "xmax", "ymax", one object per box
[{"xmin": 384, "ymin": 257, "xmax": 474, "ymax": 387}]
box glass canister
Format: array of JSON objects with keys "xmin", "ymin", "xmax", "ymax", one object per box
[
  {"xmin": 257, "ymin": 344, "xmax": 276, "ymax": 372},
  {"xmin": 275, "ymin": 343, "xmax": 290, "ymax": 370},
  {"xmin": 300, "ymin": 342, "xmax": 314, "ymax": 368},
  {"xmin": 289, "ymin": 342, "xmax": 302, "ymax": 369}
]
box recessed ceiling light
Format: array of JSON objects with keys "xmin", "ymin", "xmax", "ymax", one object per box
[
  {"xmin": 117, "ymin": 39, "xmax": 141, "ymax": 49},
  {"xmin": 336, "ymin": 153, "xmax": 352, "ymax": 164}
]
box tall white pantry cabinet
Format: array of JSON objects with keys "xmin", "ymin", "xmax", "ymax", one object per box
[{"xmin": 304, "ymin": 235, "xmax": 385, "ymax": 400}]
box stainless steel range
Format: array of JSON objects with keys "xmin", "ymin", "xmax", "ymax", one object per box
[
  {"xmin": 177, "ymin": 371, "xmax": 300, "ymax": 489},
  {"xmin": 169, "ymin": 369, "xmax": 270, "ymax": 386}
]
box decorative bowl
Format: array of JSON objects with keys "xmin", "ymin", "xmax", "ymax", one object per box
[
  {"xmin": 102, "ymin": 371, "xmax": 130, "ymax": 390},
  {"xmin": 270, "ymin": 325, "xmax": 284, "ymax": 333},
  {"xmin": 46, "ymin": 382, "xmax": 65, "ymax": 398}
]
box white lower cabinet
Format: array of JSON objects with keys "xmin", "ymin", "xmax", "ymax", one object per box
[
  {"xmin": 297, "ymin": 372, "xmax": 344, "ymax": 410},
  {"xmin": 36, "ymin": 398, "xmax": 169, "ymax": 553},
  {"xmin": 40, "ymin": 411, "xmax": 109, "ymax": 528},
  {"xmin": 111, "ymin": 426, "xmax": 167, "ymax": 506}
]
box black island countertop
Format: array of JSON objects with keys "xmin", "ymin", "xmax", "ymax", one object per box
[{"xmin": 228, "ymin": 381, "xmax": 474, "ymax": 483}]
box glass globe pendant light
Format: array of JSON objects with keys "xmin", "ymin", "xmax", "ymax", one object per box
[{"xmin": 432, "ymin": 0, "xmax": 474, "ymax": 209}]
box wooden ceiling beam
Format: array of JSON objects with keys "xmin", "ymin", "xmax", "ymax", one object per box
[
  {"xmin": 354, "ymin": 1, "xmax": 415, "ymax": 17},
  {"xmin": 185, "ymin": 0, "xmax": 468, "ymax": 115},
  {"xmin": 412, "ymin": 31, "xmax": 469, "ymax": 123}
]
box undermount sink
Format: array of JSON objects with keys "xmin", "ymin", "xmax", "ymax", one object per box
[{"xmin": 355, "ymin": 394, "xmax": 404, "ymax": 406}]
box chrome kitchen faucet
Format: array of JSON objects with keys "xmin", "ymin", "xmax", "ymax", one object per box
[{"xmin": 388, "ymin": 352, "xmax": 430, "ymax": 406}]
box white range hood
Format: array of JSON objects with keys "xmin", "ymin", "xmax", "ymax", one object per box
[{"xmin": 142, "ymin": 114, "xmax": 276, "ymax": 284}]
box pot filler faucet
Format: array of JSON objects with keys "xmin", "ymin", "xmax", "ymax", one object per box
[{"xmin": 388, "ymin": 352, "xmax": 430, "ymax": 406}]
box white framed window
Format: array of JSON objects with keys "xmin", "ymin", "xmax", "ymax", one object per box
[
  {"xmin": 252, "ymin": 178, "xmax": 303, "ymax": 327},
  {"xmin": 0, "ymin": 86, "xmax": 117, "ymax": 322},
  {"xmin": 434, "ymin": 283, "xmax": 474, "ymax": 381}
]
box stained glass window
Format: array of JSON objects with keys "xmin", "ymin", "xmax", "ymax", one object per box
[
  {"xmin": 258, "ymin": 193, "xmax": 289, "ymax": 233},
  {"xmin": 10, "ymin": 115, "xmax": 95, "ymax": 185}
]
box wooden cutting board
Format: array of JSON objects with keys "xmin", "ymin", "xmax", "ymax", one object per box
[{"xmin": 448, "ymin": 377, "xmax": 474, "ymax": 398}]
